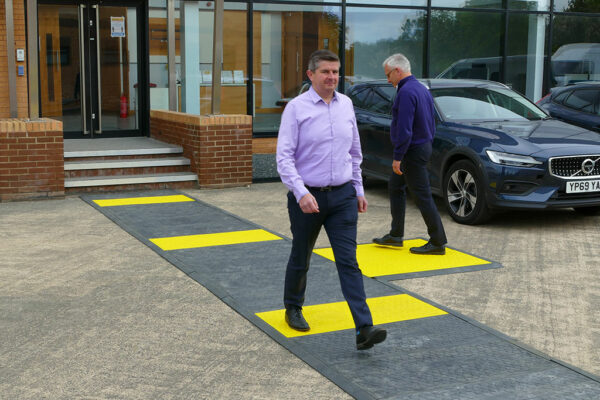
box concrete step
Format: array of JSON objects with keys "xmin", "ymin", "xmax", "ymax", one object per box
[
  {"xmin": 64, "ymin": 157, "xmax": 191, "ymax": 171},
  {"xmin": 64, "ymin": 140, "xmax": 183, "ymax": 159},
  {"xmin": 65, "ymin": 172, "xmax": 198, "ymax": 188}
]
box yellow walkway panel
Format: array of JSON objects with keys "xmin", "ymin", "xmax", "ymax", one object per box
[
  {"xmin": 150, "ymin": 229, "xmax": 283, "ymax": 250},
  {"xmin": 313, "ymin": 239, "xmax": 491, "ymax": 278},
  {"xmin": 256, "ymin": 294, "xmax": 447, "ymax": 338},
  {"xmin": 93, "ymin": 195, "xmax": 195, "ymax": 207}
]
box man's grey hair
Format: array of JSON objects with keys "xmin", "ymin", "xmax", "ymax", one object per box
[
  {"xmin": 382, "ymin": 53, "xmax": 411, "ymax": 74},
  {"xmin": 308, "ymin": 49, "xmax": 340, "ymax": 72}
]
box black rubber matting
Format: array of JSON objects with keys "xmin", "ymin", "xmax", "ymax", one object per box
[{"xmin": 81, "ymin": 190, "xmax": 600, "ymax": 400}]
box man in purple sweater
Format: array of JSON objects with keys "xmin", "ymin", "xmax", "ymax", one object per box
[
  {"xmin": 373, "ymin": 53, "xmax": 448, "ymax": 255},
  {"xmin": 277, "ymin": 50, "xmax": 386, "ymax": 350}
]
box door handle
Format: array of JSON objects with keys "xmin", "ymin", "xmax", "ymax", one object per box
[
  {"xmin": 93, "ymin": 4, "xmax": 102, "ymax": 134},
  {"xmin": 79, "ymin": 4, "xmax": 88, "ymax": 134}
]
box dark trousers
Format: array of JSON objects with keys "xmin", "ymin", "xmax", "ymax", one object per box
[
  {"xmin": 389, "ymin": 142, "xmax": 447, "ymax": 246},
  {"xmin": 284, "ymin": 182, "xmax": 373, "ymax": 329}
]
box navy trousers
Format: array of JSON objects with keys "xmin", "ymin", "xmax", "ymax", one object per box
[
  {"xmin": 284, "ymin": 182, "xmax": 373, "ymax": 329},
  {"xmin": 389, "ymin": 142, "xmax": 447, "ymax": 246}
]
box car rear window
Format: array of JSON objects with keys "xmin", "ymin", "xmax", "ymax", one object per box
[
  {"xmin": 349, "ymin": 85, "xmax": 396, "ymax": 115},
  {"xmin": 563, "ymin": 89, "xmax": 599, "ymax": 114}
]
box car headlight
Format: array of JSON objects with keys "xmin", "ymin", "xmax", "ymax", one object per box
[{"xmin": 486, "ymin": 150, "xmax": 542, "ymax": 167}]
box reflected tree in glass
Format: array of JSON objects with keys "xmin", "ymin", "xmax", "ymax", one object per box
[
  {"xmin": 430, "ymin": 11, "xmax": 502, "ymax": 77},
  {"xmin": 345, "ymin": 10, "xmax": 425, "ymax": 80}
]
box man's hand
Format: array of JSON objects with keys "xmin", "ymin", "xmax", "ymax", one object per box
[
  {"xmin": 358, "ymin": 196, "xmax": 368, "ymax": 213},
  {"xmin": 299, "ymin": 193, "xmax": 319, "ymax": 213},
  {"xmin": 393, "ymin": 160, "xmax": 403, "ymax": 175}
]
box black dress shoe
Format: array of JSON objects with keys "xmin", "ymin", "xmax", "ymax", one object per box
[
  {"xmin": 410, "ymin": 241, "xmax": 445, "ymax": 255},
  {"xmin": 356, "ymin": 325, "xmax": 387, "ymax": 350},
  {"xmin": 372, "ymin": 234, "xmax": 403, "ymax": 247},
  {"xmin": 285, "ymin": 306, "xmax": 310, "ymax": 331}
]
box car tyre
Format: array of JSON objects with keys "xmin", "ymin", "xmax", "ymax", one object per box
[{"xmin": 443, "ymin": 160, "xmax": 491, "ymax": 225}]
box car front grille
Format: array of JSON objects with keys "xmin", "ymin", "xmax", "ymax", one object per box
[{"xmin": 549, "ymin": 155, "xmax": 600, "ymax": 179}]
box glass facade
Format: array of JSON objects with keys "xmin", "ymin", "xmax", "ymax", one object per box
[
  {"xmin": 506, "ymin": 13, "xmax": 548, "ymax": 99},
  {"xmin": 345, "ymin": 7, "xmax": 426, "ymax": 86},
  {"xmin": 146, "ymin": 0, "xmax": 600, "ymax": 137},
  {"xmin": 431, "ymin": 11, "xmax": 503, "ymax": 79},
  {"xmin": 252, "ymin": 4, "xmax": 341, "ymax": 133}
]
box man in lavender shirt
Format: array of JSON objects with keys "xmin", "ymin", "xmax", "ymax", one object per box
[{"xmin": 276, "ymin": 50, "xmax": 386, "ymax": 350}]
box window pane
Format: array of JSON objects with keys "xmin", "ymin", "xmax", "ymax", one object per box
[
  {"xmin": 346, "ymin": 0, "xmax": 425, "ymax": 5},
  {"xmin": 551, "ymin": 15, "xmax": 600, "ymax": 87},
  {"xmin": 252, "ymin": 5, "xmax": 341, "ymax": 134},
  {"xmin": 346, "ymin": 7, "xmax": 425, "ymax": 87},
  {"xmin": 432, "ymin": 87, "xmax": 546, "ymax": 121},
  {"xmin": 508, "ymin": 0, "xmax": 549, "ymax": 11},
  {"xmin": 431, "ymin": 11, "xmax": 503, "ymax": 79},
  {"xmin": 431, "ymin": 0, "xmax": 502, "ymax": 8},
  {"xmin": 349, "ymin": 87, "xmax": 373, "ymax": 109},
  {"xmin": 148, "ymin": 0, "xmax": 180, "ymax": 111},
  {"xmin": 553, "ymin": 0, "xmax": 600, "ymax": 12},
  {"xmin": 367, "ymin": 89, "xmax": 393, "ymax": 114},
  {"xmin": 258, "ymin": 0, "xmax": 338, "ymax": 2},
  {"xmin": 506, "ymin": 13, "xmax": 549, "ymax": 101},
  {"xmin": 564, "ymin": 90, "xmax": 598, "ymax": 113},
  {"xmin": 148, "ymin": 2, "xmax": 247, "ymax": 114},
  {"xmin": 553, "ymin": 90, "xmax": 570, "ymax": 104}
]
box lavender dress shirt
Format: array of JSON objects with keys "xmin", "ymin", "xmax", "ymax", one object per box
[{"xmin": 276, "ymin": 86, "xmax": 365, "ymax": 202}]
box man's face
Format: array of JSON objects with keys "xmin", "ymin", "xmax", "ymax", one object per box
[
  {"xmin": 384, "ymin": 65, "xmax": 401, "ymax": 88},
  {"xmin": 307, "ymin": 60, "xmax": 340, "ymax": 95}
]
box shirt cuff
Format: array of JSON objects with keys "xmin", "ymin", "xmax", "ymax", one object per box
[
  {"xmin": 354, "ymin": 183, "xmax": 364, "ymax": 197},
  {"xmin": 293, "ymin": 186, "xmax": 310, "ymax": 203}
]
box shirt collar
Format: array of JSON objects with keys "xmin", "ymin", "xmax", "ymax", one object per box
[
  {"xmin": 396, "ymin": 75, "xmax": 415, "ymax": 91},
  {"xmin": 308, "ymin": 85, "xmax": 339, "ymax": 104}
]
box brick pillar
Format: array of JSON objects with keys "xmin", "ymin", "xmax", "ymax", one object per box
[
  {"xmin": 0, "ymin": 119, "xmax": 64, "ymax": 201},
  {"xmin": 150, "ymin": 111, "xmax": 252, "ymax": 188}
]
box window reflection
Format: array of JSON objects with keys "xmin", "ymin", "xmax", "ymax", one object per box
[
  {"xmin": 507, "ymin": 0, "xmax": 549, "ymax": 11},
  {"xmin": 148, "ymin": 1, "xmax": 247, "ymax": 114},
  {"xmin": 554, "ymin": 0, "xmax": 600, "ymax": 12},
  {"xmin": 431, "ymin": 0, "xmax": 502, "ymax": 8},
  {"xmin": 506, "ymin": 14, "xmax": 548, "ymax": 101},
  {"xmin": 252, "ymin": 5, "xmax": 341, "ymax": 134},
  {"xmin": 552, "ymin": 15, "xmax": 600, "ymax": 87},
  {"xmin": 346, "ymin": 0, "xmax": 425, "ymax": 5},
  {"xmin": 345, "ymin": 8, "xmax": 425, "ymax": 87},
  {"xmin": 148, "ymin": 0, "xmax": 179, "ymax": 111},
  {"xmin": 431, "ymin": 11, "xmax": 502, "ymax": 78}
]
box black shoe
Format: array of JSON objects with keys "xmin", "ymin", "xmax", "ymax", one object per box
[
  {"xmin": 285, "ymin": 306, "xmax": 310, "ymax": 331},
  {"xmin": 372, "ymin": 234, "xmax": 403, "ymax": 247},
  {"xmin": 410, "ymin": 242, "xmax": 445, "ymax": 255},
  {"xmin": 356, "ymin": 325, "xmax": 387, "ymax": 350}
]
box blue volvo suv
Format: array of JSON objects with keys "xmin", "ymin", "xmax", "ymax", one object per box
[{"xmin": 347, "ymin": 79, "xmax": 600, "ymax": 224}]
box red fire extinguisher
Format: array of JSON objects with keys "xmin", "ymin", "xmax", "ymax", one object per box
[{"xmin": 120, "ymin": 94, "xmax": 128, "ymax": 118}]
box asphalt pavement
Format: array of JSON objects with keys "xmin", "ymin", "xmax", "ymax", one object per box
[{"xmin": 1, "ymin": 180, "xmax": 599, "ymax": 399}]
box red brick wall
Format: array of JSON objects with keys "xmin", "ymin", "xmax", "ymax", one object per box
[
  {"xmin": 0, "ymin": 119, "xmax": 64, "ymax": 201},
  {"xmin": 0, "ymin": 1, "xmax": 29, "ymax": 118},
  {"xmin": 150, "ymin": 111, "xmax": 252, "ymax": 188}
]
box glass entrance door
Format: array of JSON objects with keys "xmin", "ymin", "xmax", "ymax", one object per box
[{"xmin": 38, "ymin": 1, "xmax": 144, "ymax": 138}]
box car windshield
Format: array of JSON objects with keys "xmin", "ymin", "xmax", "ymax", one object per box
[{"xmin": 431, "ymin": 86, "xmax": 547, "ymax": 122}]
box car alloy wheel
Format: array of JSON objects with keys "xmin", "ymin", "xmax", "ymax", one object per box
[{"xmin": 443, "ymin": 160, "xmax": 490, "ymax": 225}]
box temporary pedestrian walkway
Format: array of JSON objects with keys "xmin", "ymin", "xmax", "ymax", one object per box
[{"xmin": 82, "ymin": 190, "xmax": 600, "ymax": 400}]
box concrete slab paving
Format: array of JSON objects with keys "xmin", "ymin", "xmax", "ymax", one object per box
[
  {"xmin": 76, "ymin": 189, "xmax": 599, "ymax": 398},
  {"xmin": 2, "ymin": 179, "xmax": 599, "ymax": 399},
  {"xmin": 0, "ymin": 197, "xmax": 350, "ymax": 399}
]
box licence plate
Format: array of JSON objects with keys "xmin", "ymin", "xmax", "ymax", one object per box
[{"xmin": 566, "ymin": 179, "xmax": 600, "ymax": 193}]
